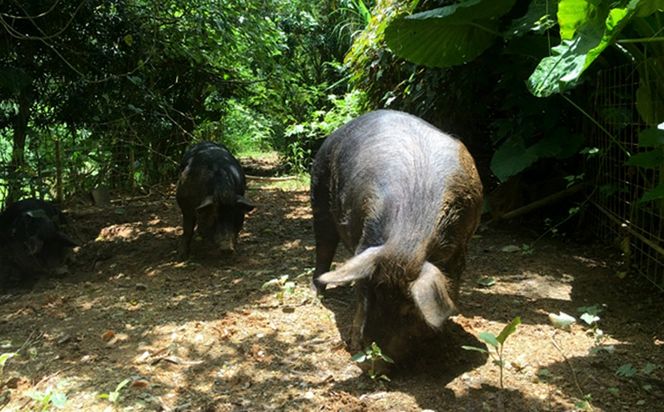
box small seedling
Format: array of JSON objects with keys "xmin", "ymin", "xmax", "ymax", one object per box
[
  {"xmin": 642, "ymin": 362, "xmax": 659, "ymax": 375},
  {"xmin": 520, "ymin": 244, "xmax": 535, "ymax": 255},
  {"xmin": 0, "ymin": 352, "xmax": 16, "ymax": 374},
  {"xmin": 261, "ymin": 275, "xmax": 296, "ymax": 303},
  {"xmin": 575, "ymin": 394, "xmax": 593, "ymax": 410},
  {"xmin": 27, "ymin": 387, "xmax": 68, "ymax": 411},
  {"xmin": 352, "ymin": 342, "xmax": 394, "ymax": 382},
  {"xmin": 536, "ymin": 367, "xmax": 551, "ymax": 381},
  {"xmin": 99, "ymin": 378, "xmax": 131, "ymax": 405},
  {"xmin": 616, "ymin": 363, "xmax": 637, "ymax": 378},
  {"xmin": 615, "ymin": 362, "xmax": 661, "ymax": 382},
  {"xmin": 577, "ymin": 305, "xmax": 612, "ymax": 352},
  {"xmin": 564, "ymin": 173, "xmax": 585, "ymax": 188},
  {"xmin": 462, "ymin": 316, "xmax": 521, "ymax": 389}
]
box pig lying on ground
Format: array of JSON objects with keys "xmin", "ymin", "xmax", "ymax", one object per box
[{"xmin": 0, "ymin": 199, "xmax": 77, "ymax": 288}]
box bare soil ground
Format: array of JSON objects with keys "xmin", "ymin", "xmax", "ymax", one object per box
[{"xmin": 1, "ymin": 157, "xmax": 663, "ymax": 411}]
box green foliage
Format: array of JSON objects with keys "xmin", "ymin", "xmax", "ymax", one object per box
[
  {"xmin": 527, "ymin": 0, "xmax": 642, "ymax": 97},
  {"xmin": 350, "ymin": 0, "xmax": 588, "ymax": 182},
  {"xmin": 98, "ymin": 378, "xmax": 131, "ymax": 405},
  {"xmin": 0, "ymin": 0, "xmax": 354, "ymax": 204},
  {"xmin": 361, "ymin": 0, "xmax": 664, "ymax": 187},
  {"xmin": 462, "ymin": 316, "xmax": 521, "ymax": 389},
  {"xmin": 345, "ymin": 0, "xmax": 419, "ymax": 104},
  {"xmin": 638, "ymin": 127, "xmax": 664, "ymax": 147},
  {"xmin": 333, "ymin": 0, "xmax": 374, "ymax": 49},
  {"xmin": 639, "ymin": 182, "xmax": 664, "ymax": 203},
  {"xmin": 282, "ymin": 90, "xmax": 367, "ymax": 173},
  {"xmin": 385, "ymin": 0, "xmax": 516, "ymax": 67},
  {"xmin": 506, "ymin": 0, "xmax": 559, "ymax": 39},
  {"xmin": 616, "ymin": 361, "xmax": 662, "ymax": 379},
  {"xmin": 616, "ymin": 363, "xmax": 638, "ymax": 378},
  {"xmin": 626, "ymin": 149, "xmax": 664, "ymax": 168},
  {"xmin": 352, "ymin": 341, "xmax": 394, "ymax": 381},
  {"xmin": 577, "ymin": 304, "xmax": 609, "ymax": 349},
  {"xmin": 261, "ymin": 275, "xmax": 297, "ymax": 303},
  {"xmin": 27, "ymin": 387, "xmax": 68, "ymax": 411},
  {"xmin": 197, "ymin": 99, "xmax": 274, "ymax": 155},
  {"xmin": 575, "ymin": 394, "xmax": 594, "ymax": 410},
  {"xmin": 0, "ymin": 352, "xmax": 16, "ymax": 374}
]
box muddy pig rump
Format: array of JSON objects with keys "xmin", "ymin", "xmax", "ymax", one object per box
[{"xmin": 310, "ymin": 109, "xmax": 483, "ymax": 371}]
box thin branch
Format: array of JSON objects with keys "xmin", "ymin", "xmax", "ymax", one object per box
[
  {"xmin": 561, "ymin": 94, "xmax": 630, "ymax": 156},
  {"xmin": 0, "ymin": 0, "xmax": 86, "ymax": 77},
  {"xmin": 550, "ymin": 332, "xmax": 587, "ymax": 401},
  {"xmin": 9, "ymin": 0, "xmax": 86, "ymax": 41},
  {"xmin": 0, "ymin": 0, "xmax": 61, "ymax": 19},
  {"xmin": 618, "ymin": 37, "xmax": 664, "ymax": 44}
]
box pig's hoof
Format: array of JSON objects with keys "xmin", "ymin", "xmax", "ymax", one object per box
[{"xmin": 310, "ymin": 279, "xmax": 326, "ymax": 295}]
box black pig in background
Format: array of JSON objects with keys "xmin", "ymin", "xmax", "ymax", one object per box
[
  {"xmin": 0, "ymin": 199, "xmax": 77, "ymax": 287},
  {"xmin": 176, "ymin": 142, "xmax": 254, "ymax": 259}
]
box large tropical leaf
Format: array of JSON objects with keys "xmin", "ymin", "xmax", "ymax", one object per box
[
  {"xmin": 639, "ymin": 182, "xmax": 664, "ymax": 203},
  {"xmin": 557, "ymin": 0, "xmax": 597, "ymax": 40},
  {"xmin": 636, "ymin": 0, "xmax": 664, "ymax": 16},
  {"xmin": 491, "ymin": 137, "xmax": 539, "ymax": 182},
  {"xmin": 505, "ymin": 0, "xmax": 559, "ymax": 39},
  {"xmin": 490, "ymin": 130, "xmax": 584, "ymax": 181},
  {"xmin": 385, "ymin": 0, "xmax": 517, "ymax": 67},
  {"xmin": 528, "ymin": 0, "xmax": 640, "ymax": 97}
]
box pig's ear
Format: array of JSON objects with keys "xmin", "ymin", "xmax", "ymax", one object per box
[
  {"xmin": 410, "ymin": 262, "xmax": 457, "ymax": 330},
  {"xmin": 318, "ymin": 246, "xmax": 382, "ymax": 285},
  {"xmin": 236, "ymin": 195, "xmax": 255, "ymax": 212},
  {"xmin": 196, "ymin": 196, "xmax": 215, "ymax": 212}
]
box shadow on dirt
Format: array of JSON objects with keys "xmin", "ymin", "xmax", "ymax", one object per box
[
  {"xmin": 460, "ymin": 223, "xmax": 664, "ymax": 410},
  {"xmin": 3, "ymin": 183, "xmax": 664, "ymax": 411}
]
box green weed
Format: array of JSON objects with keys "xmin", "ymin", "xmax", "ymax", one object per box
[
  {"xmin": 463, "ymin": 316, "xmax": 521, "ymax": 389},
  {"xmin": 352, "ymin": 342, "xmax": 394, "ymax": 382},
  {"xmin": 98, "ymin": 378, "xmax": 131, "ymax": 406},
  {"xmin": 261, "ymin": 275, "xmax": 297, "ymax": 303},
  {"xmin": 0, "ymin": 352, "xmax": 16, "ymax": 375},
  {"xmin": 26, "ymin": 387, "xmax": 67, "ymax": 411}
]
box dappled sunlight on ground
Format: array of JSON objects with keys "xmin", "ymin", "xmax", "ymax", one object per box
[{"xmin": 1, "ymin": 171, "xmax": 662, "ymax": 411}]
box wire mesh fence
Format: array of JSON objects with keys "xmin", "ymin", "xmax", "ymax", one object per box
[{"xmin": 588, "ymin": 62, "xmax": 664, "ymax": 290}]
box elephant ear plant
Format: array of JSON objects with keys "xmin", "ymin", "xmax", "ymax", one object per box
[{"xmin": 463, "ymin": 316, "xmax": 521, "ymax": 389}]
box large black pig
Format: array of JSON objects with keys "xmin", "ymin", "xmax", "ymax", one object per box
[
  {"xmin": 0, "ymin": 198, "xmax": 77, "ymax": 286},
  {"xmin": 311, "ymin": 110, "xmax": 483, "ymax": 369},
  {"xmin": 176, "ymin": 142, "xmax": 254, "ymax": 258}
]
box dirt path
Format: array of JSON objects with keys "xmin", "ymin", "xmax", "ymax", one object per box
[{"xmin": 1, "ymin": 167, "xmax": 663, "ymax": 411}]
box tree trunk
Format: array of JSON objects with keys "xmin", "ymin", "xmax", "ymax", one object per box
[
  {"xmin": 6, "ymin": 89, "xmax": 32, "ymax": 205},
  {"xmin": 129, "ymin": 144, "xmax": 135, "ymax": 192},
  {"xmin": 67, "ymin": 122, "xmax": 78, "ymax": 193},
  {"xmin": 55, "ymin": 136, "xmax": 63, "ymax": 202}
]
